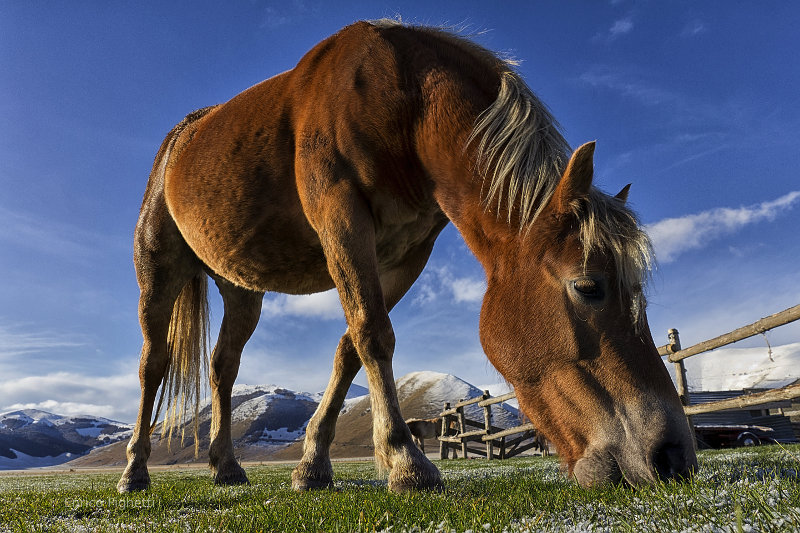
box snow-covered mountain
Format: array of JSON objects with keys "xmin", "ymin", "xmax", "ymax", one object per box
[
  {"xmin": 67, "ymin": 371, "xmax": 520, "ymax": 467},
  {"xmin": 271, "ymin": 371, "xmax": 521, "ymax": 460},
  {"xmin": 0, "ymin": 409, "xmax": 132, "ymax": 470}
]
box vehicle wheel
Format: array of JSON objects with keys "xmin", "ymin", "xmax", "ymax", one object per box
[{"xmin": 736, "ymin": 432, "xmax": 760, "ymax": 447}]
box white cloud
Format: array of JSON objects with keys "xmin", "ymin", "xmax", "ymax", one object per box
[
  {"xmin": 609, "ymin": 18, "xmax": 634, "ymax": 37},
  {"xmin": 413, "ymin": 266, "xmax": 486, "ymax": 306},
  {"xmin": 0, "ymin": 371, "xmax": 141, "ymax": 423},
  {"xmin": 261, "ymin": 290, "xmax": 343, "ymax": 320},
  {"xmin": 451, "ymin": 277, "xmax": 487, "ymax": 303},
  {"xmin": 646, "ymin": 191, "xmax": 800, "ymax": 263}
]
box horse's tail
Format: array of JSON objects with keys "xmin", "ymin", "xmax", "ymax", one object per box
[
  {"xmin": 153, "ymin": 274, "xmax": 210, "ymax": 457},
  {"xmin": 146, "ymin": 107, "xmax": 216, "ymax": 456}
]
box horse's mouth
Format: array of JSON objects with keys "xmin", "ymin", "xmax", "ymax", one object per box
[{"xmin": 571, "ymin": 443, "xmax": 696, "ymax": 487}]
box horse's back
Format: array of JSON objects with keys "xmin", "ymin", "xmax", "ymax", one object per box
[{"xmin": 160, "ymin": 21, "xmax": 446, "ymax": 293}]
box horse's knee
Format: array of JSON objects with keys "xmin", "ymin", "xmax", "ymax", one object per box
[{"xmin": 350, "ymin": 314, "xmax": 395, "ymax": 362}]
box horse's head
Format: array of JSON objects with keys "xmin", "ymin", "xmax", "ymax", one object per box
[{"xmin": 479, "ymin": 142, "xmax": 697, "ymax": 486}]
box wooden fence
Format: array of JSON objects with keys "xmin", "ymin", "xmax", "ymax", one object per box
[
  {"xmin": 656, "ymin": 304, "xmax": 800, "ymax": 426},
  {"xmin": 437, "ymin": 391, "xmax": 546, "ymax": 460},
  {"xmin": 435, "ymin": 303, "xmax": 799, "ymax": 459}
]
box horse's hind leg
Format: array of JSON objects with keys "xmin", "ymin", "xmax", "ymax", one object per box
[
  {"xmin": 291, "ymin": 332, "xmax": 361, "ymax": 490},
  {"xmin": 208, "ymin": 277, "xmax": 263, "ymax": 485},
  {"xmin": 118, "ymin": 197, "xmax": 200, "ymax": 493}
]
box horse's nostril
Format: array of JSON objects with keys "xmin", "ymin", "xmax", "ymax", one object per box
[{"xmin": 653, "ymin": 443, "xmax": 692, "ymax": 481}]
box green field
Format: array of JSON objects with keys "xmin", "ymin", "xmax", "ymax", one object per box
[{"xmin": 1, "ymin": 445, "xmax": 799, "ymax": 532}]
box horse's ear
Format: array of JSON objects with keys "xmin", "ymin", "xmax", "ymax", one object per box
[
  {"xmin": 614, "ymin": 183, "xmax": 631, "ymax": 204},
  {"xmin": 552, "ymin": 141, "xmax": 595, "ymax": 212}
]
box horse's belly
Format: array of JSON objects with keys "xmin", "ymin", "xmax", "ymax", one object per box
[
  {"xmin": 188, "ymin": 214, "xmax": 334, "ymax": 294},
  {"xmin": 175, "ymin": 202, "xmax": 443, "ymax": 296}
]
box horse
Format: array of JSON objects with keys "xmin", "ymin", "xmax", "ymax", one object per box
[
  {"xmin": 117, "ymin": 20, "xmax": 696, "ymax": 493},
  {"xmin": 405, "ymin": 417, "xmax": 441, "ymax": 454},
  {"xmin": 533, "ymin": 431, "xmax": 550, "ymax": 457}
]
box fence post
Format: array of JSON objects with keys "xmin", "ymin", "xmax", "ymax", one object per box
[
  {"xmin": 668, "ymin": 328, "xmax": 696, "ymax": 449},
  {"xmin": 458, "ymin": 405, "xmax": 468, "ymax": 459},
  {"xmin": 440, "ymin": 402, "xmax": 450, "ymax": 460},
  {"xmin": 482, "ymin": 390, "xmax": 493, "ymax": 460}
]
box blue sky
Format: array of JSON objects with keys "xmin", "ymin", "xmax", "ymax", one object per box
[{"xmin": 1, "ymin": 2, "xmax": 798, "ymax": 424}]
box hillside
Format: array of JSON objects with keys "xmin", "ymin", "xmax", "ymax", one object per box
[
  {"xmin": 0, "ymin": 410, "xmax": 131, "ymax": 470},
  {"xmin": 67, "ymin": 384, "xmax": 321, "ymax": 467},
  {"xmin": 272, "ymin": 371, "xmax": 520, "ymax": 460},
  {"xmin": 68, "ymin": 371, "xmax": 520, "ymax": 467}
]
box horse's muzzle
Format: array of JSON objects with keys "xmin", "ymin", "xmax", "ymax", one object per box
[{"xmin": 572, "ymin": 437, "xmax": 697, "ymax": 487}]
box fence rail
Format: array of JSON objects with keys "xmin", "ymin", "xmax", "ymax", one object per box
[
  {"xmin": 666, "ymin": 304, "xmax": 800, "ymax": 363},
  {"xmin": 437, "ymin": 392, "xmax": 547, "ymax": 460}
]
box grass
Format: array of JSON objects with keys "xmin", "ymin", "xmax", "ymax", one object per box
[{"xmin": 0, "ymin": 445, "xmax": 798, "ymax": 532}]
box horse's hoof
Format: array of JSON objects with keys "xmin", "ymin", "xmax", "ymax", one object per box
[
  {"xmin": 117, "ymin": 476, "xmax": 150, "ymax": 493},
  {"xmin": 117, "ymin": 464, "xmax": 151, "ymax": 493},
  {"xmin": 292, "ymin": 475, "xmax": 333, "ymax": 491},
  {"xmin": 388, "ymin": 464, "xmax": 443, "ymax": 492},
  {"xmin": 291, "ymin": 463, "xmax": 333, "ymax": 491},
  {"xmin": 213, "ymin": 463, "xmax": 249, "ymax": 486}
]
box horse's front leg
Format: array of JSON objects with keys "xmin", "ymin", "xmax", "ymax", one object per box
[
  {"xmin": 305, "ymin": 185, "xmax": 442, "ymax": 492},
  {"xmin": 208, "ymin": 279, "xmax": 263, "ymax": 485}
]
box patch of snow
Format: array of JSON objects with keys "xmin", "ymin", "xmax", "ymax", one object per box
[
  {"xmin": 396, "ymin": 371, "xmax": 475, "ymax": 404},
  {"xmin": 225, "ymin": 384, "xmax": 320, "ymax": 423},
  {"xmin": 667, "ymin": 342, "xmax": 800, "ymax": 391},
  {"xmin": 0, "ymin": 409, "xmax": 131, "ymax": 430},
  {"xmin": 74, "ymin": 427, "xmax": 103, "ymax": 438},
  {"xmin": 232, "ymin": 395, "xmax": 273, "ymax": 423},
  {"xmin": 260, "ymin": 426, "xmax": 306, "ymax": 442},
  {"xmin": 0, "ymin": 449, "xmax": 76, "ymax": 470}
]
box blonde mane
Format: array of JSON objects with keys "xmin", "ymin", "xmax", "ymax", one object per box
[
  {"xmin": 468, "ymin": 70, "xmax": 571, "ymax": 228},
  {"xmin": 467, "ymin": 56, "xmax": 652, "ymax": 325},
  {"xmin": 378, "ymin": 19, "xmax": 654, "ymax": 324}
]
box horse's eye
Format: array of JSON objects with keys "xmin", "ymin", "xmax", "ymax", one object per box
[{"xmin": 573, "ymin": 278, "xmax": 604, "ymax": 300}]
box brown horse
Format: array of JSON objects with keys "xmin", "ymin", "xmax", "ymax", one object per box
[
  {"xmin": 117, "ymin": 20, "xmax": 696, "ymax": 493},
  {"xmin": 405, "ymin": 417, "xmax": 441, "ymax": 454}
]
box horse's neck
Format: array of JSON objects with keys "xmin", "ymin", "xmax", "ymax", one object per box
[
  {"xmin": 422, "ymin": 140, "xmax": 520, "ymax": 273},
  {"xmin": 413, "ymin": 83, "xmax": 521, "ymax": 271}
]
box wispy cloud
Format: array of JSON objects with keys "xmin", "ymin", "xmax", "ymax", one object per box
[
  {"xmin": 682, "ymin": 19, "xmax": 707, "ymax": 37},
  {"xmin": 0, "ymin": 206, "xmax": 125, "ymax": 263},
  {"xmin": 580, "ymin": 67, "xmax": 674, "ymax": 106},
  {"xmin": 261, "ymin": 290, "xmax": 343, "ymax": 320},
  {"xmin": 413, "ymin": 266, "xmax": 486, "ymax": 306},
  {"xmin": 593, "ymin": 16, "xmax": 635, "ymax": 43},
  {"xmin": 0, "ymin": 324, "xmax": 85, "ymax": 358},
  {"xmin": 260, "ymin": 0, "xmax": 318, "ymax": 29},
  {"xmin": 646, "ymin": 191, "xmax": 800, "ymax": 263},
  {"xmin": 451, "ymin": 277, "xmax": 486, "ymax": 303}
]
